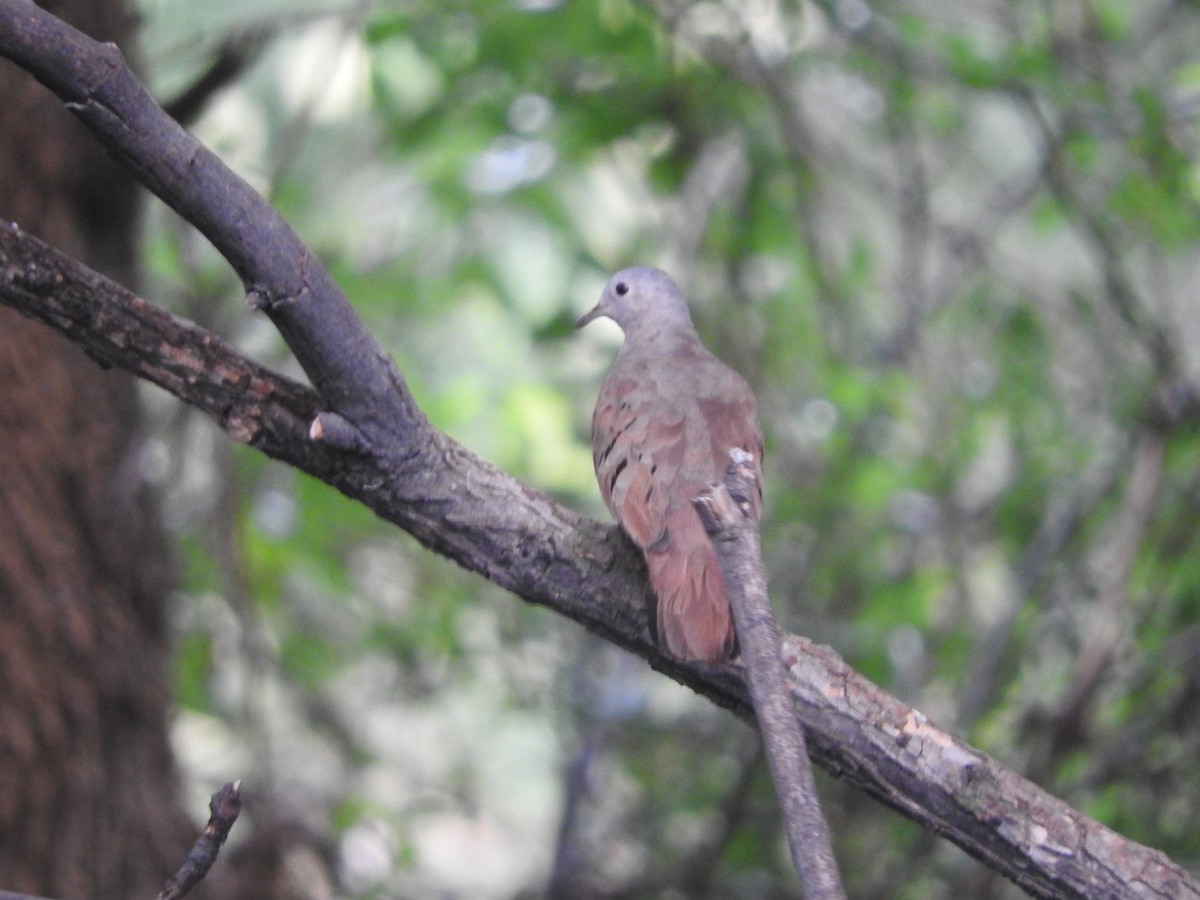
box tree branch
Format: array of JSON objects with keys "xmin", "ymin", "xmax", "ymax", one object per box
[
  {"xmin": 0, "ymin": 4, "xmax": 1197, "ymax": 898},
  {"xmin": 694, "ymin": 452, "xmax": 845, "ymax": 899},
  {"xmin": 162, "ymin": 30, "xmax": 270, "ymax": 127},
  {"xmin": 0, "ymin": 218, "xmax": 656, "ymax": 670},
  {"xmin": 0, "ymin": 0, "xmax": 417, "ymax": 447},
  {"xmin": 156, "ymin": 782, "xmax": 243, "ymax": 900}
]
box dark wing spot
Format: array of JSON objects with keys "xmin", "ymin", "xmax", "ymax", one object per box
[
  {"xmin": 608, "ymin": 457, "xmax": 628, "ymax": 495},
  {"xmin": 599, "ymin": 433, "xmax": 621, "ymax": 464}
]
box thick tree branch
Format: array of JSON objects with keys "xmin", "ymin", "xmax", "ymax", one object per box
[
  {"xmin": 0, "ymin": 219, "xmax": 656, "ymax": 672},
  {"xmin": 0, "ymin": 4, "xmax": 1198, "ymax": 898},
  {"xmin": 694, "ymin": 453, "xmax": 845, "ymax": 900}
]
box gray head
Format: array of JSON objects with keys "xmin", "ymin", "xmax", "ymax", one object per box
[{"xmin": 575, "ymin": 266, "xmax": 696, "ymax": 336}]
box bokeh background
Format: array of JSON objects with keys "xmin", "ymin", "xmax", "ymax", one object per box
[{"xmin": 11, "ymin": 0, "xmax": 1200, "ymax": 897}]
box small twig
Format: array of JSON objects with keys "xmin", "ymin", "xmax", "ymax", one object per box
[
  {"xmin": 163, "ymin": 31, "xmax": 270, "ymax": 127},
  {"xmin": 156, "ymin": 781, "xmax": 243, "ymax": 900},
  {"xmin": 544, "ymin": 735, "xmax": 601, "ymax": 898},
  {"xmin": 693, "ymin": 451, "xmax": 845, "ymax": 900}
]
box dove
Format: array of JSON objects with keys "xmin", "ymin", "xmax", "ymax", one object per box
[{"xmin": 577, "ymin": 267, "xmax": 763, "ymax": 663}]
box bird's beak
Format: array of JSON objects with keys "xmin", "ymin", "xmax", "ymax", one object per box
[{"xmin": 575, "ymin": 303, "xmax": 604, "ymax": 329}]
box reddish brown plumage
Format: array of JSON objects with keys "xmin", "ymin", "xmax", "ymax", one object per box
[{"xmin": 579, "ymin": 268, "xmax": 762, "ymax": 663}]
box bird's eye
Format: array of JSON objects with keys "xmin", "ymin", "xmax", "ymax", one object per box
[{"xmin": 615, "ymin": 281, "xmax": 629, "ymax": 296}]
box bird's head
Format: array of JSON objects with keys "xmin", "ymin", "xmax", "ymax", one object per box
[{"xmin": 575, "ymin": 266, "xmax": 695, "ymax": 335}]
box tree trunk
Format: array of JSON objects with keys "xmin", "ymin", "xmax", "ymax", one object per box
[{"xmin": 0, "ymin": 1, "xmax": 193, "ymax": 895}]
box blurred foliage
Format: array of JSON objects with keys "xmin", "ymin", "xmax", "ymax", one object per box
[{"xmin": 133, "ymin": 0, "xmax": 1200, "ymax": 896}]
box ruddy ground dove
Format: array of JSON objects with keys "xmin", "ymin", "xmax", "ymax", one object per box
[{"xmin": 577, "ymin": 267, "xmax": 763, "ymax": 663}]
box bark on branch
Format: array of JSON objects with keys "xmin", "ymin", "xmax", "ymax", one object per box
[
  {"xmin": 694, "ymin": 453, "xmax": 845, "ymax": 899},
  {"xmin": 0, "ymin": 4, "xmax": 1197, "ymax": 898}
]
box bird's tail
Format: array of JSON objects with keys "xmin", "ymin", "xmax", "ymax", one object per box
[{"xmin": 646, "ymin": 508, "xmax": 736, "ymax": 664}]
